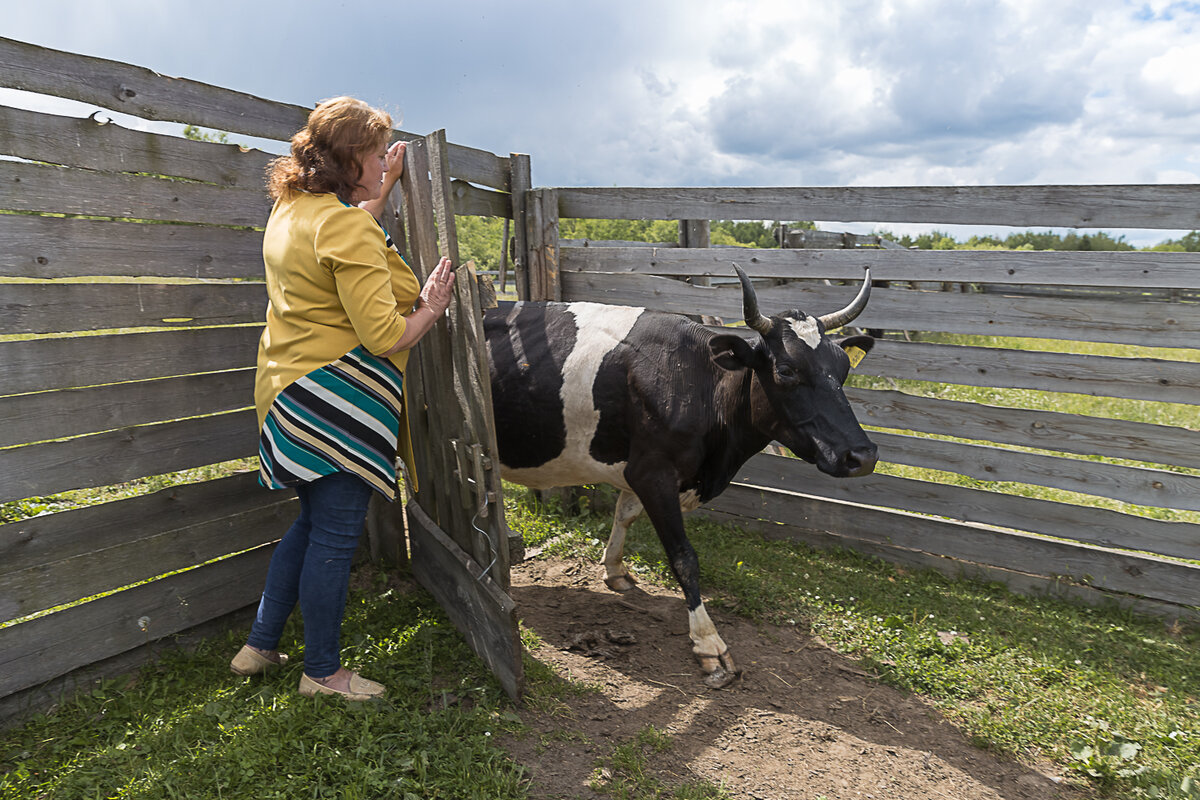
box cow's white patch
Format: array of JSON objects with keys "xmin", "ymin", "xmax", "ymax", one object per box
[
  {"xmin": 788, "ymin": 316, "xmax": 821, "ymax": 349},
  {"xmin": 500, "ymin": 302, "xmax": 644, "ymax": 490},
  {"xmin": 688, "ymin": 603, "xmax": 728, "ymax": 658}
]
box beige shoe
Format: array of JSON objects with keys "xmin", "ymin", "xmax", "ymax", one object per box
[
  {"xmin": 299, "ymin": 671, "xmax": 387, "ymax": 701},
  {"xmin": 230, "ymin": 645, "xmax": 289, "ymax": 676}
]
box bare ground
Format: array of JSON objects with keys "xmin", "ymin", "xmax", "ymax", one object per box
[{"xmin": 503, "ymin": 554, "xmax": 1088, "ymax": 800}]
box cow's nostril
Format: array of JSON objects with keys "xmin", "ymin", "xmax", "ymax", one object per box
[{"xmin": 844, "ymin": 448, "xmax": 878, "ymax": 477}]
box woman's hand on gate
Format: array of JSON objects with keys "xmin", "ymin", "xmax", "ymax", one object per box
[
  {"xmin": 382, "ymin": 141, "xmax": 406, "ymax": 190},
  {"xmin": 420, "ymin": 256, "xmax": 456, "ymax": 316}
]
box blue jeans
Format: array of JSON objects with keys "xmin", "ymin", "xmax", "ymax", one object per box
[{"xmin": 247, "ymin": 472, "xmax": 373, "ymax": 678}]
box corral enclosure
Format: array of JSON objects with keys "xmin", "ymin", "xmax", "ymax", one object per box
[
  {"xmin": 1, "ymin": 37, "xmax": 1198, "ymax": 722},
  {"xmin": 534, "ymin": 188, "xmax": 1200, "ymax": 623}
]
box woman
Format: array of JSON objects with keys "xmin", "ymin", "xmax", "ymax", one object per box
[{"xmin": 229, "ymin": 97, "xmax": 455, "ymax": 700}]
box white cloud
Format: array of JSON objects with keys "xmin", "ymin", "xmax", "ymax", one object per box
[
  {"xmin": 2, "ymin": 0, "xmax": 1197, "ymax": 225},
  {"xmin": 1140, "ymin": 43, "xmax": 1200, "ymax": 113}
]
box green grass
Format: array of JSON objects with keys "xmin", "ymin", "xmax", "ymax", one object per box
[
  {"xmin": 0, "ymin": 566, "xmax": 529, "ymax": 800},
  {"xmin": 3, "ymin": 490, "xmax": 1197, "ymax": 799},
  {"xmin": 504, "ymin": 491, "xmax": 1200, "ymax": 800},
  {"xmin": 588, "ymin": 725, "xmax": 730, "ymax": 799}
]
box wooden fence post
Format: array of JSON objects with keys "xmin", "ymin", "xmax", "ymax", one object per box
[
  {"xmin": 680, "ymin": 219, "xmax": 710, "ymax": 289},
  {"xmin": 509, "ymin": 154, "xmax": 531, "ymax": 300},
  {"xmin": 525, "ymin": 188, "xmax": 560, "ymax": 301}
]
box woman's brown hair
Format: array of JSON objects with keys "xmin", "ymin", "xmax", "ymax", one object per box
[{"xmin": 267, "ymin": 96, "xmax": 392, "ymax": 204}]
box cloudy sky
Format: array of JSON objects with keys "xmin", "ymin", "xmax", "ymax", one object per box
[{"xmin": 5, "ymin": 0, "xmax": 1200, "ymax": 243}]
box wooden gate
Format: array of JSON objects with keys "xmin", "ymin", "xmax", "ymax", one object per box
[{"xmin": 382, "ymin": 130, "xmax": 523, "ymax": 700}]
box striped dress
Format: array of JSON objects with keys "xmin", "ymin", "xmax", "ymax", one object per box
[{"xmin": 258, "ymin": 345, "xmax": 405, "ymax": 500}]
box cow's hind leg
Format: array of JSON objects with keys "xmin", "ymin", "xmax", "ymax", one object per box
[
  {"xmin": 627, "ymin": 469, "xmax": 739, "ymax": 688},
  {"xmin": 602, "ymin": 489, "xmax": 643, "ymax": 592}
]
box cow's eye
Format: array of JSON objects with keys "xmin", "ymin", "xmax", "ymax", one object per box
[{"xmin": 776, "ymin": 364, "xmax": 798, "ymax": 382}]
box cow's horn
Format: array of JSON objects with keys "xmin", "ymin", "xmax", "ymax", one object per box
[
  {"xmin": 733, "ymin": 264, "xmax": 773, "ymax": 335},
  {"xmin": 816, "ymin": 268, "xmax": 872, "ymax": 331}
]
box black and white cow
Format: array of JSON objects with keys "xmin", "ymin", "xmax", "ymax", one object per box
[{"xmin": 484, "ymin": 266, "xmax": 877, "ymax": 687}]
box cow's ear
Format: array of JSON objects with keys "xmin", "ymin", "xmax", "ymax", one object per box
[
  {"xmin": 837, "ymin": 334, "xmax": 874, "ymax": 368},
  {"xmin": 709, "ymin": 333, "xmax": 760, "ymax": 371}
]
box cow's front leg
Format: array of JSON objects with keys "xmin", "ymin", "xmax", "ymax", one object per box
[
  {"xmin": 603, "ymin": 489, "xmax": 644, "ymax": 592},
  {"xmin": 628, "ymin": 467, "xmax": 740, "ymax": 688}
]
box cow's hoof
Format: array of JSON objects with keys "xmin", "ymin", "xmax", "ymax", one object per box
[
  {"xmin": 703, "ymin": 667, "xmax": 738, "ymax": 689},
  {"xmin": 604, "ymin": 573, "xmax": 638, "ymax": 592},
  {"xmin": 697, "ymin": 651, "xmax": 741, "ymax": 689}
]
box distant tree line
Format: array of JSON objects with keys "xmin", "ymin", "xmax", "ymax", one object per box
[
  {"xmin": 879, "ymin": 229, "xmax": 1200, "ymax": 252},
  {"xmin": 457, "ymin": 218, "xmax": 813, "ymax": 273}
]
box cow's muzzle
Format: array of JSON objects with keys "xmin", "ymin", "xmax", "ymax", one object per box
[{"xmin": 840, "ymin": 445, "xmax": 878, "ymax": 478}]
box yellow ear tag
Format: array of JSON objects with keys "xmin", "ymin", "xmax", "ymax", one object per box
[{"xmin": 844, "ymin": 346, "xmax": 866, "ymax": 368}]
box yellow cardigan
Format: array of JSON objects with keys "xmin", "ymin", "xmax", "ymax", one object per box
[{"xmin": 254, "ymin": 191, "xmax": 422, "ymax": 489}]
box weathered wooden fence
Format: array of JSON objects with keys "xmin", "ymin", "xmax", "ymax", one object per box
[
  {"xmin": 526, "ymin": 187, "xmax": 1200, "ymax": 621},
  {"xmin": 4, "ymin": 33, "xmax": 1198, "ymax": 728},
  {"xmin": 0, "ymin": 37, "xmax": 527, "ymax": 724}
]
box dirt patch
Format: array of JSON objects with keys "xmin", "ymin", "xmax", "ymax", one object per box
[{"xmin": 504, "ymin": 554, "xmax": 1085, "ymax": 800}]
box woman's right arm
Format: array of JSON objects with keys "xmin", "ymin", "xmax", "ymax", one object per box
[{"xmin": 381, "ymin": 256, "xmax": 456, "ymax": 355}]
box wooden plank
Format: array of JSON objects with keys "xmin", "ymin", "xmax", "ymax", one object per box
[
  {"xmin": 0, "ymin": 35, "xmax": 309, "ymax": 142},
  {"xmin": 397, "ymin": 142, "xmax": 442, "ymax": 516},
  {"xmin": 0, "ymin": 604, "xmax": 256, "ymax": 727},
  {"xmin": 0, "ymin": 409, "xmax": 258, "ymax": 503},
  {"xmin": 0, "ymin": 214, "xmax": 264, "ymax": 279},
  {"xmin": 0, "ymin": 326, "xmax": 261, "ymax": 394},
  {"xmin": 398, "ymin": 144, "xmax": 441, "ymax": 510},
  {"xmin": 0, "ymin": 104, "xmax": 273, "ymax": 187},
  {"xmin": 450, "ymin": 179, "xmax": 510, "ymax": 218},
  {"xmin": 847, "ymin": 387, "xmax": 1200, "ymax": 469},
  {"xmin": 560, "ymin": 272, "xmax": 1199, "ymax": 348},
  {"xmin": 426, "ymin": 131, "xmax": 481, "ymax": 560},
  {"xmin": 1, "ymin": 283, "xmax": 267, "ymax": 335},
  {"xmin": 407, "ymin": 501, "xmax": 522, "ymax": 701},
  {"xmin": 556, "ymin": 185, "xmax": 1200, "ymax": 230},
  {"xmin": 560, "ymin": 245, "xmax": 1200, "ymax": 291},
  {"xmin": 0, "ymin": 161, "xmax": 271, "ymax": 227},
  {"xmin": 446, "ymin": 143, "xmax": 511, "ymax": 192},
  {"xmin": 0, "ymin": 472, "xmax": 275, "ymax": 576},
  {"xmin": 731, "ymin": 452, "xmax": 1200, "ymax": 561},
  {"xmin": 872, "ymin": 430, "xmax": 1200, "ymax": 512},
  {"xmin": 527, "ymin": 189, "xmax": 561, "ymax": 301},
  {"xmin": 1, "ymin": 476, "xmax": 293, "ymax": 620},
  {"xmin": 509, "ymin": 154, "xmax": 532, "ymax": 300},
  {"xmin": 0, "ymin": 544, "xmax": 275, "ymax": 700},
  {"xmin": 679, "ymin": 220, "xmax": 711, "ymax": 289},
  {"xmin": 0, "ymin": 370, "xmax": 253, "ymax": 448},
  {"xmin": 705, "ymin": 483, "xmax": 1200, "ymax": 608},
  {"xmin": 403, "ymin": 137, "xmax": 464, "ymax": 541},
  {"xmin": 862, "ymin": 340, "xmax": 1200, "ymax": 406},
  {"xmin": 694, "ymin": 505, "xmax": 1199, "ymax": 623},
  {"xmin": 561, "ymin": 239, "xmax": 678, "ymax": 248},
  {"xmin": 428, "ymin": 130, "xmax": 461, "ymax": 266},
  {"xmin": 0, "ymin": 37, "xmax": 504, "ymax": 183}
]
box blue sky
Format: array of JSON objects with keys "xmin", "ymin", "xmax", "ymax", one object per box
[{"xmin": 4, "ymin": 0, "xmax": 1200, "ymax": 244}]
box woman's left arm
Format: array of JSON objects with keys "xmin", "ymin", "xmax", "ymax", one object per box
[{"xmin": 359, "ymin": 141, "xmax": 406, "ymax": 221}]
